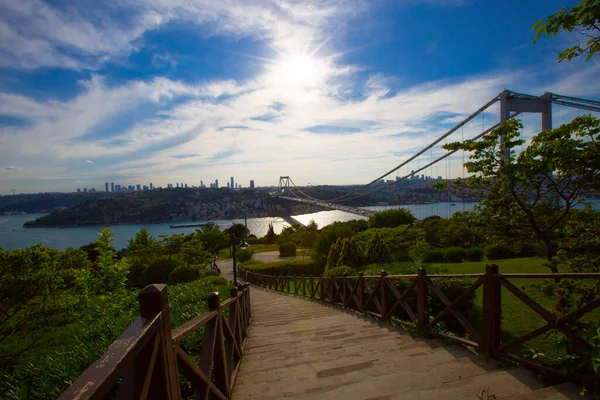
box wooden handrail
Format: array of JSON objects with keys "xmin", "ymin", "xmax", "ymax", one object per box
[
  {"xmin": 60, "ymin": 283, "xmax": 252, "ymax": 400},
  {"xmin": 241, "ymin": 265, "xmax": 600, "ymax": 383}
]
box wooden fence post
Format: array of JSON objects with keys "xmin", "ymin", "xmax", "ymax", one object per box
[
  {"xmin": 138, "ymin": 284, "xmax": 181, "ymax": 400},
  {"xmin": 343, "ymin": 273, "xmax": 349, "ymax": 307},
  {"xmin": 358, "ymin": 272, "xmax": 365, "ymax": 311},
  {"xmin": 380, "ymin": 270, "xmax": 388, "ymax": 320},
  {"xmin": 482, "ymin": 264, "xmax": 501, "ymax": 357},
  {"xmin": 417, "ymin": 268, "xmax": 429, "ymax": 331},
  {"xmin": 320, "ymin": 275, "xmax": 325, "ymax": 300}
]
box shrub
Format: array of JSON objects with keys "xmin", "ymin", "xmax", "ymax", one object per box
[
  {"xmin": 464, "ymin": 247, "xmax": 484, "ymax": 262},
  {"xmin": 515, "ymin": 243, "xmax": 538, "ymax": 258},
  {"xmin": 168, "ymin": 264, "xmax": 202, "ymax": 285},
  {"xmin": 241, "ymin": 259, "xmax": 323, "ymax": 276},
  {"xmin": 485, "ymin": 244, "xmax": 515, "ymax": 260},
  {"xmin": 279, "ymin": 242, "xmax": 297, "ymax": 257},
  {"xmin": 326, "ymin": 238, "xmax": 343, "ymax": 271},
  {"xmin": 368, "ymin": 208, "xmax": 416, "ymax": 229},
  {"xmin": 365, "ymin": 232, "xmax": 393, "ymax": 264},
  {"xmin": 444, "ymin": 247, "xmax": 467, "ymax": 263},
  {"xmin": 324, "ymin": 266, "xmax": 355, "ymax": 277},
  {"xmin": 425, "ymin": 249, "xmax": 445, "ymax": 263},
  {"xmin": 236, "ymin": 248, "xmax": 253, "ymax": 263},
  {"xmin": 141, "ymin": 258, "xmax": 182, "ymax": 286},
  {"xmin": 337, "ymin": 238, "xmax": 364, "ymax": 268},
  {"xmin": 241, "ymin": 259, "xmax": 264, "ymax": 267},
  {"xmin": 409, "ymin": 239, "xmax": 430, "ymax": 264}
]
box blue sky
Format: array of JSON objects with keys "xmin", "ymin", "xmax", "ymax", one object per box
[{"xmin": 1, "ymin": 0, "xmax": 599, "ymax": 194}]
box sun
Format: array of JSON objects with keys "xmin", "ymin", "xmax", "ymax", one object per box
[{"xmin": 270, "ymin": 53, "xmax": 324, "ymax": 88}]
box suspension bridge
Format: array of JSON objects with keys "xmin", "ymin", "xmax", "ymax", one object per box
[{"xmin": 275, "ymin": 90, "xmax": 600, "ymax": 218}]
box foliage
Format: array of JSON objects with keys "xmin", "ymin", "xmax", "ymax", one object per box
[
  {"xmin": 444, "ymin": 247, "xmax": 467, "ymax": 263},
  {"xmin": 224, "ymin": 223, "xmax": 250, "ymax": 239},
  {"xmin": 279, "ymin": 242, "xmax": 297, "ymax": 257},
  {"xmin": 464, "ymin": 247, "xmax": 484, "ymax": 262},
  {"xmin": 368, "ymin": 208, "xmax": 416, "ymax": 229},
  {"xmin": 140, "ymin": 258, "xmax": 182, "ymax": 286},
  {"xmin": 484, "ymin": 244, "xmax": 515, "ymax": 261},
  {"xmin": 241, "ymin": 259, "xmax": 323, "ymax": 276},
  {"xmin": 195, "ymin": 223, "xmax": 229, "ymax": 255},
  {"xmin": 409, "ymin": 239, "xmax": 430, "ymax": 265},
  {"xmin": 558, "ymin": 205, "xmax": 600, "ymax": 272},
  {"xmin": 337, "ymin": 237, "xmax": 364, "ymax": 268},
  {"xmin": 265, "ymin": 222, "xmax": 277, "ymax": 244},
  {"xmin": 533, "ymin": 0, "xmax": 600, "ymax": 62},
  {"xmin": 443, "ymin": 116, "xmax": 600, "ymax": 271},
  {"xmin": 326, "ymin": 238, "xmax": 343, "ymax": 272},
  {"xmin": 514, "ymin": 243, "xmax": 539, "ymax": 258},
  {"xmin": 312, "ymin": 220, "xmax": 368, "ymax": 265},
  {"xmin": 167, "ymin": 264, "xmax": 203, "ymax": 285},
  {"xmin": 441, "ymin": 211, "xmax": 486, "ymax": 248},
  {"xmin": 365, "ymin": 232, "xmax": 393, "ymax": 264},
  {"xmin": 425, "ymin": 249, "xmax": 446, "ymax": 263},
  {"xmin": 324, "ymin": 266, "xmax": 355, "ymax": 277},
  {"xmin": 236, "ymin": 247, "xmax": 254, "ymax": 263},
  {"xmin": 354, "ymin": 225, "xmax": 421, "ymax": 261},
  {"xmin": 240, "ymin": 259, "xmax": 264, "ymax": 267}
]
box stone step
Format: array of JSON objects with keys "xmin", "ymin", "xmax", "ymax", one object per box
[{"xmin": 506, "ymin": 383, "xmax": 585, "ymax": 399}]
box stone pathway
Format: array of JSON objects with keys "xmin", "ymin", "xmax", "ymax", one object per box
[{"xmin": 231, "ymin": 288, "xmax": 582, "ymax": 400}]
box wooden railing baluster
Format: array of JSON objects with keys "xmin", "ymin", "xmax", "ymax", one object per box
[{"xmin": 417, "ymin": 268, "xmax": 428, "ymax": 331}]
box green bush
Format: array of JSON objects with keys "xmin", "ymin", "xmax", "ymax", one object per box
[
  {"xmin": 515, "ymin": 243, "xmax": 538, "ymax": 258},
  {"xmin": 365, "ymin": 232, "xmax": 393, "ymax": 264},
  {"xmin": 279, "ymin": 242, "xmax": 297, "ymax": 257},
  {"xmin": 326, "ymin": 238, "xmax": 343, "ymax": 271},
  {"xmin": 444, "ymin": 247, "xmax": 466, "ymax": 263},
  {"xmin": 368, "ymin": 208, "xmax": 416, "ymax": 229},
  {"xmin": 324, "ymin": 266, "xmax": 355, "ymax": 277},
  {"xmin": 337, "ymin": 237, "xmax": 364, "ymax": 268},
  {"xmin": 241, "ymin": 259, "xmax": 264, "ymax": 267},
  {"xmin": 425, "ymin": 249, "xmax": 445, "ymax": 263},
  {"xmin": 485, "ymin": 244, "xmax": 515, "ymax": 260},
  {"xmin": 141, "ymin": 258, "xmax": 182, "ymax": 286},
  {"xmin": 464, "ymin": 247, "xmax": 484, "ymax": 262},
  {"xmin": 241, "ymin": 259, "xmax": 323, "ymax": 276},
  {"xmin": 168, "ymin": 264, "xmax": 202, "ymax": 285},
  {"xmin": 236, "ymin": 248, "xmax": 253, "ymax": 263}
]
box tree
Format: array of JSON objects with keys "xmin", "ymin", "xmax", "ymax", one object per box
[
  {"xmin": 265, "ymin": 223, "xmax": 277, "ymax": 244},
  {"xmin": 368, "ymin": 208, "xmax": 415, "ymax": 229},
  {"xmin": 326, "ymin": 238, "xmax": 343, "ymax": 272},
  {"xmin": 533, "ymin": 0, "xmax": 600, "ymax": 62},
  {"xmin": 336, "ymin": 237, "xmax": 364, "ymax": 268},
  {"xmin": 443, "ymin": 116, "xmax": 600, "ymax": 272},
  {"xmin": 196, "ymin": 223, "xmax": 228, "ymax": 255},
  {"xmin": 224, "ymin": 223, "xmax": 249, "ymax": 239},
  {"xmin": 365, "ymin": 232, "xmax": 393, "ymax": 264},
  {"xmin": 409, "ymin": 239, "xmax": 430, "ymax": 265}
]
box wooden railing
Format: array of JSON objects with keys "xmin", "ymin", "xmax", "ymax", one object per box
[
  {"xmin": 242, "ymin": 266, "xmax": 600, "ymax": 379},
  {"xmin": 59, "ymin": 283, "xmax": 251, "ymax": 400}
]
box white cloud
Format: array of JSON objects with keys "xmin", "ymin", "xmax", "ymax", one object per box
[
  {"xmin": 4, "ymin": 166, "xmax": 21, "ymax": 170},
  {"xmin": 85, "ymin": 160, "xmax": 94, "ymax": 164}
]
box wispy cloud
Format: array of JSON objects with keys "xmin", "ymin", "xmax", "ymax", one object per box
[
  {"xmin": 5, "ymin": 166, "xmax": 21, "ymax": 170},
  {"xmin": 85, "ymin": 160, "xmax": 94, "ymax": 164}
]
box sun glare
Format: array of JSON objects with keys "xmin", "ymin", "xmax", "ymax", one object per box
[{"xmin": 271, "ymin": 53, "xmax": 324, "ymax": 88}]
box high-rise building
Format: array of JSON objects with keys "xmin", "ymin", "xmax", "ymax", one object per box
[
  {"xmin": 150, "ymin": 183, "xmax": 154, "ymax": 190},
  {"xmin": 230, "ymin": 177, "xmax": 234, "ymax": 189},
  {"xmin": 227, "ymin": 182, "xmax": 230, "ymax": 188},
  {"xmin": 105, "ymin": 182, "xmax": 109, "ymax": 192},
  {"xmin": 250, "ymin": 180, "xmax": 255, "ymax": 188},
  {"xmin": 111, "ymin": 182, "xmax": 115, "ymax": 192},
  {"xmin": 83, "ymin": 188, "xmax": 88, "ymax": 193},
  {"xmin": 215, "ymin": 179, "xmax": 219, "ymax": 188},
  {"xmin": 136, "ymin": 184, "xmax": 141, "ymax": 191},
  {"xmin": 77, "ymin": 188, "xmax": 81, "ymax": 193},
  {"xmin": 185, "ymin": 183, "xmax": 188, "ymax": 188},
  {"xmin": 200, "ymin": 180, "xmax": 203, "ymax": 188}
]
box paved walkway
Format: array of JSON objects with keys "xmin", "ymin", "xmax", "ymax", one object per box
[{"xmin": 231, "ymin": 288, "xmax": 581, "ymax": 400}]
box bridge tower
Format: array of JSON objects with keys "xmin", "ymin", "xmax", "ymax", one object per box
[{"xmin": 278, "ymin": 176, "xmax": 291, "ymax": 196}]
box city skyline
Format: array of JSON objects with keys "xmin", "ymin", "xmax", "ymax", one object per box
[{"xmin": 1, "ymin": 1, "xmax": 599, "ymax": 194}]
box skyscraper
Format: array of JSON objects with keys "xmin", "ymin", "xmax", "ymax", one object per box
[
  {"xmin": 150, "ymin": 183, "xmax": 153, "ymax": 190},
  {"xmin": 215, "ymin": 179, "xmax": 219, "ymax": 188},
  {"xmin": 105, "ymin": 182, "xmax": 109, "ymax": 192},
  {"xmin": 230, "ymin": 177, "xmax": 234, "ymax": 189},
  {"xmin": 111, "ymin": 182, "xmax": 115, "ymax": 192},
  {"xmin": 250, "ymin": 180, "xmax": 254, "ymax": 188},
  {"xmin": 200, "ymin": 180, "xmax": 203, "ymax": 188},
  {"xmin": 136, "ymin": 184, "xmax": 141, "ymax": 191}
]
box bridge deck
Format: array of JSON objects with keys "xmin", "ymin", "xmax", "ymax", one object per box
[{"xmin": 231, "ymin": 288, "xmax": 579, "ymax": 400}]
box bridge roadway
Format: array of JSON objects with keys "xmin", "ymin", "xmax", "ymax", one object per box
[
  {"xmin": 279, "ymin": 196, "xmax": 376, "ymax": 218},
  {"xmin": 231, "ymin": 287, "xmax": 581, "ymax": 400}
]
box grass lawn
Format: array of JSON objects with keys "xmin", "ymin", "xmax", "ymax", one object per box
[{"xmin": 217, "ymin": 243, "xmax": 280, "ymax": 260}]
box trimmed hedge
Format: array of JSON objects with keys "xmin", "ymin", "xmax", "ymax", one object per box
[
  {"xmin": 485, "ymin": 244, "xmax": 515, "ymax": 260},
  {"xmin": 324, "ymin": 266, "xmax": 355, "ymax": 277},
  {"xmin": 168, "ymin": 265, "xmax": 202, "ymax": 285},
  {"xmin": 425, "ymin": 249, "xmax": 445, "ymax": 263},
  {"xmin": 464, "ymin": 247, "xmax": 484, "ymax": 262},
  {"xmin": 279, "ymin": 242, "xmax": 297, "ymax": 257},
  {"xmin": 242, "ymin": 259, "xmax": 324, "ymax": 276},
  {"xmin": 236, "ymin": 248, "xmax": 253, "ymax": 263},
  {"xmin": 444, "ymin": 247, "xmax": 466, "ymax": 263}
]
